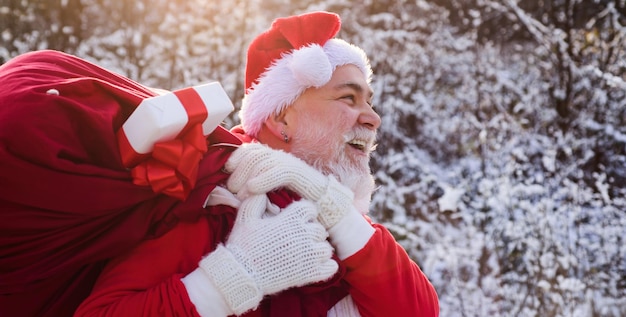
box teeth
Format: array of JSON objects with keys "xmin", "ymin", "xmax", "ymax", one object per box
[{"xmin": 348, "ymin": 139, "xmax": 367, "ymax": 150}]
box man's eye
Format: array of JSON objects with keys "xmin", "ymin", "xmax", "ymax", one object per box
[{"xmin": 341, "ymin": 95, "xmax": 355, "ymax": 101}]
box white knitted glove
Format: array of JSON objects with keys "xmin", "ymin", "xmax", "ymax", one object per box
[
  {"xmin": 225, "ymin": 143, "xmax": 354, "ymax": 229},
  {"xmin": 196, "ymin": 194, "xmax": 338, "ymax": 315}
]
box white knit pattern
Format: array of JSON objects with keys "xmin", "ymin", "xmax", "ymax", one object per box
[
  {"xmin": 226, "ymin": 143, "xmax": 354, "ymax": 229},
  {"xmin": 225, "ymin": 143, "xmax": 328, "ymax": 200},
  {"xmin": 199, "ymin": 194, "xmax": 338, "ymax": 314},
  {"xmin": 317, "ymin": 175, "xmax": 355, "ymax": 229},
  {"xmin": 227, "ymin": 197, "xmax": 336, "ymax": 295},
  {"xmin": 199, "ymin": 245, "xmax": 262, "ymax": 315},
  {"xmin": 226, "ymin": 143, "xmax": 355, "ymax": 230}
]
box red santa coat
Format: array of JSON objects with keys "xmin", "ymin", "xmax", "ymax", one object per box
[
  {"xmin": 0, "ymin": 50, "xmax": 439, "ymax": 317},
  {"xmin": 74, "ymin": 195, "xmax": 440, "ymax": 317},
  {"xmin": 74, "ymin": 130, "xmax": 440, "ymax": 317}
]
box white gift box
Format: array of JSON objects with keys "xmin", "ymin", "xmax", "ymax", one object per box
[{"xmin": 120, "ymin": 82, "xmax": 234, "ymax": 160}]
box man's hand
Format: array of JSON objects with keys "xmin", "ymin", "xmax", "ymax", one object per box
[
  {"xmin": 225, "ymin": 142, "xmax": 355, "ymax": 229},
  {"xmin": 196, "ymin": 194, "xmax": 338, "ymax": 315}
]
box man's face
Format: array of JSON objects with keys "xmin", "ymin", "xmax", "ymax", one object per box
[{"xmin": 283, "ymin": 65, "xmax": 381, "ymax": 211}]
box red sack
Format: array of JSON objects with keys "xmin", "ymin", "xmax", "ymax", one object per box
[{"xmin": 0, "ymin": 50, "xmax": 240, "ymax": 317}]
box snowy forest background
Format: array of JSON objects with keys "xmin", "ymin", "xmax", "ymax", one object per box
[{"xmin": 2, "ymin": 0, "xmax": 625, "ymax": 316}]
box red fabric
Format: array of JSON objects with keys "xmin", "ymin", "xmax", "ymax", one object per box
[
  {"xmin": 0, "ymin": 50, "xmax": 439, "ymax": 316},
  {"xmin": 74, "ymin": 208, "xmax": 439, "ymax": 317},
  {"xmin": 129, "ymin": 123, "xmax": 209, "ymax": 200},
  {"xmin": 74, "ymin": 129, "xmax": 439, "ymax": 317},
  {"xmin": 120, "ymin": 85, "xmax": 213, "ymax": 200},
  {"xmin": 0, "ymin": 50, "xmax": 241, "ymax": 317},
  {"xmin": 74, "ymin": 212, "xmax": 235, "ymax": 317},
  {"xmin": 245, "ymin": 11, "xmax": 341, "ymax": 90},
  {"xmin": 343, "ymin": 222, "xmax": 440, "ymax": 316},
  {"xmin": 75, "ymin": 190, "xmax": 351, "ymax": 317}
]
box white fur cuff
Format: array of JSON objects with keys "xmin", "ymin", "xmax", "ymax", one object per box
[{"xmin": 327, "ymin": 209, "xmax": 375, "ymax": 260}]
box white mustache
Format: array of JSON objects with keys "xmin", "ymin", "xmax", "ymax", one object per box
[{"xmin": 343, "ymin": 127, "xmax": 377, "ymax": 152}]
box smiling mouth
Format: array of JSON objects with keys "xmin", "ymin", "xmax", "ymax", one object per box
[{"xmin": 347, "ymin": 139, "xmax": 368, "ymax": 152}]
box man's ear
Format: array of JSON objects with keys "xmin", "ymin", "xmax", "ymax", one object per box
[{"xmin": 264, "ymin": 110, "xmax": 288, "ymax": 140}]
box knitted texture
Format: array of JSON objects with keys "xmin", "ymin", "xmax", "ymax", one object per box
[
  {"xmin": 198, "ymin": 245, "xmax": 261, "ymax": 315},
  {"xmin": 316, "ymin": 175, "xmax": 355, "ymax": 229},
  {"xmin": 199, "ymin": 194, "xmax": 338, "ymax": 314},
  {"xmin": 225, "ymin": 143, "xmax": 355, "ymax": 229},
  {"xmin": 225, "ymin": 143, "xmax": 327, "ymax": 199}
]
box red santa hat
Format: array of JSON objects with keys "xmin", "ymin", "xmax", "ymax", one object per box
[{"xmin": 239, "ymin": 11, "xmax": 373, "ymax": 136}]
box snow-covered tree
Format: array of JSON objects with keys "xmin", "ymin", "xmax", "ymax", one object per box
[{"xmin": 2, "ymin": 0, "xmax": 625, "ymax": 315}]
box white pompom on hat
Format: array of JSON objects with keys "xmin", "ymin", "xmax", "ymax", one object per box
[{"xmin": 239, "ymin": 11, "xmax": 372, "ymax": 136}]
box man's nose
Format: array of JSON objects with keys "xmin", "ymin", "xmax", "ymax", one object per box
[{"xmin": 359, "ymin": 106, "xmax": 381, "ymax": 130}]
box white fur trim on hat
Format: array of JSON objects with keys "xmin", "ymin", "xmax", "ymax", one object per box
[{"xmin": 239, "ymin": 39, "xmax": 372, "ymax": 137}]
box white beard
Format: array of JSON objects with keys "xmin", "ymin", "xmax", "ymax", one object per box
[
  {"xmin": 290, "ymin": 118, "xmax": 376, "ymax": 214},
  {"xmin": 323, "ymin": 161, "xmax": 375, "ymax": 215}
]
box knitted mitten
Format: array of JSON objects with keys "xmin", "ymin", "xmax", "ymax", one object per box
[
  {"xmin": 188, "ymin": 194, "xmax": 337, "ymax": 315},
  {"xmin": 225, "ymin": 143, "xmax": 354, "ymax": 229}
]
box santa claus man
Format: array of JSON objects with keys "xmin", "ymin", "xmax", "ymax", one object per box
[
  {"xmin": 0, "ymin": 11, "xmax": 438, "ymax": 317},
  {"xmin": 76, "ymin": 11, "xmax": 439, "ymax": 317}
]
